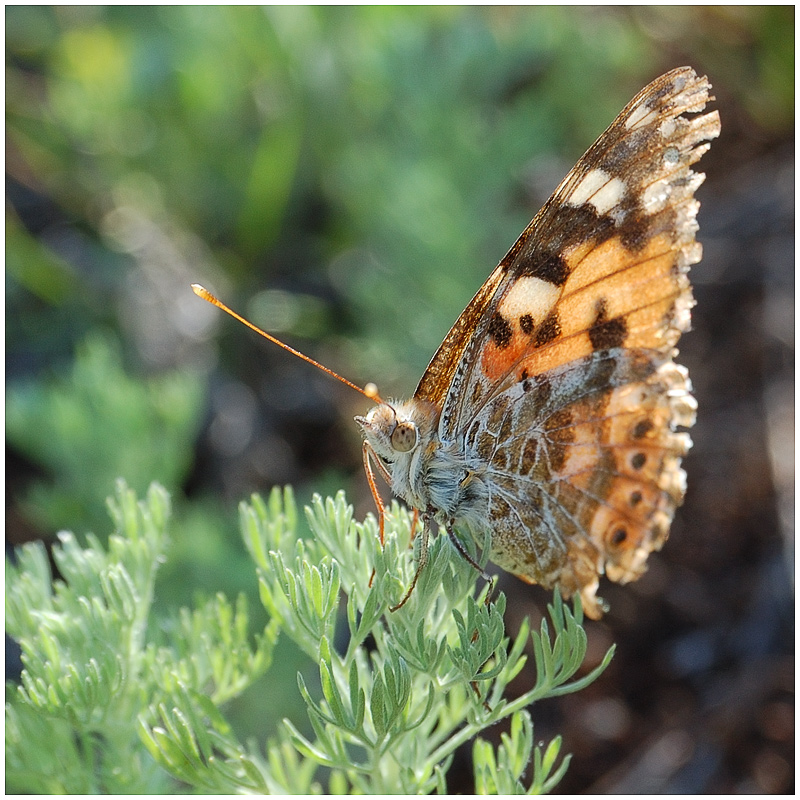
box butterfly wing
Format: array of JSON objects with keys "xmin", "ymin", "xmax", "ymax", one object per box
[{"xmin": 415, "ymin": 67, "xmax": 720, "ymax": 617}]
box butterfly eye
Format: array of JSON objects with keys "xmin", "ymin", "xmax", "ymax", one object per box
[{"xmin": 391, "ymin": 421, "xmax": 418, "ymax": 453}]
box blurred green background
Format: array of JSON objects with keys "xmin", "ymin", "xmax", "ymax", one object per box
[{"xmin": 6, "ymin": 6, "xmax": 793, "ymax": 793}]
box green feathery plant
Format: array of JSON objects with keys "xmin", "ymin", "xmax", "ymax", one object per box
[{"xmin": 6, "ymin": 480, "xmax": 614, "ymax": 794}]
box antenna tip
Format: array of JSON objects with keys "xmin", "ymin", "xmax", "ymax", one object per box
[
  {"xmin": 364, "ymin": 382, "xmax": 381, "ymax": 401},
  {"xmin": 192, "ymin": 283, "xmax": 213, "ymax": 302}
]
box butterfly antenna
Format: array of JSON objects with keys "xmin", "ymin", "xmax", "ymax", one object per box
[{"xmin": 192, "ymin": 284, "xmax": 382, "ymax": 404}]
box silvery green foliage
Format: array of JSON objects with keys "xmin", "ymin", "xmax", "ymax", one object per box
[
  {"xmin": 6, "ymin": 482, "xmax": 613, "ymax": 794},
  {"xmin": 5, "ymin": 481, "xmax": 277, "ymax": 794},
  {"xmin": 238, "ymin": 488, "xmax": 613, "ymax": 793}
]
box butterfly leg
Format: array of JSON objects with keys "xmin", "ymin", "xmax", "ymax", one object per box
[
  {"xmin": 446, "ymin": 524, "xmax": 496, "ymax": 710},
  {"xmin": 362, "ymin": 441, "xmax": 389, "ymax": 545},
  {"xmin": 389, "ymin": 511, "xmax": 433, "ymax": 612},
  {"xmin": 446, "ymin": 528, "xmax": 496, "ymax": 606},
  {"xmin": 410, "ymin": 507, "xmax": 420, "ymax": 540},
  {"xmin": 363, "ymin": 441, "xmax": 389, "ymax": 590},
  {"xmin": 363, "ymin": 442, "xmax": 428, "ymax": 606}
]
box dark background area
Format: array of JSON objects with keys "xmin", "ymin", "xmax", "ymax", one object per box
[{"xmin": 6, "ymin": 6, "xmax": 793, "ymax": 793}]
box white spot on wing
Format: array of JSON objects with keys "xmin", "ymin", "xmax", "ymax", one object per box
[
  {"xmin": 498, "ymin": 276, "xmax": 560, "ymax": 326},
  {"xmin": 659, "ymin": 117, "xmax": 676, "ymax": 137},
  {"xmin": 625, "ymin": 101, "xmax": 658, "ymax": 130},
  {"xmin": 642, "ymin": 179, "xmax": 671, "ymax": 213},
  {"xmin": 590, "ymin": 176, "xmax": 626, "ymax": 215},
  {"xmin": 567, "ymin": 168, "xmax": 608, "ymax": 205},
  {"xmin": 567, "ymin": 168, "xmax": 625, "ymax": 215}
]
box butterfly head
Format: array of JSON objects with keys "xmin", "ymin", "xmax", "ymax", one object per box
[{"xmin": 355, "ymin": 402, "xmax": 419, "ymax": 463}]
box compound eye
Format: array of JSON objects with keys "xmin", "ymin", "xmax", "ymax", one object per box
[{"xmin": 390, "ymin": 421, "xmax": 417, "ymax": 453}]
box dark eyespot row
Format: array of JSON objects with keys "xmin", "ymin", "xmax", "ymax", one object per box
[
  {"xmin": 631, "ymin": 452, "xmax": 646, "ymax": 470},
  {"xmin": 632, "ymin": 419, "xmax": 654, "ymax": 439},
  {"xmin": 611, "ymin": 527, "xmax": 627, "ymax": 545}
]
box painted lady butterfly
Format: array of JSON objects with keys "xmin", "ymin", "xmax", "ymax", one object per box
[
  {"xmin": 195, "ymin": 66, "xmax": 719, "ymax": 619},
  {"xmin": 353, "ymin": 67, "xmax": 720, "ymax": 618}
]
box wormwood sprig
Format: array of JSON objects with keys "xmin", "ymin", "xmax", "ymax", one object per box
[
  {"xmin": 7, "ymin": 483, "xmax": 613, "ymax": 794},
  {"xmin": 473, "ymin": 710, "xmax": 571, "ymax": 794},
  {"xmin": 5, "ymin": 481, "xmax": 277, "ymax": 794},
  {"xmin": 242, "ymin": 488, "xmax": 614, "ymax": 793}
]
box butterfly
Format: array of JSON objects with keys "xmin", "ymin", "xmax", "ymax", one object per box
[
  {"xmin": 194, "ymin": 66, "xmax": 720, "ymax": 619},
  {"xmin": 352, "ymin": 67, "xmax": 719, "ymax": 618}
]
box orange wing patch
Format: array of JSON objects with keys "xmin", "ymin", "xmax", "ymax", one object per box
[{"xmin": 480, "ymin": 227, "xmax": 688, "ymax": 388}]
